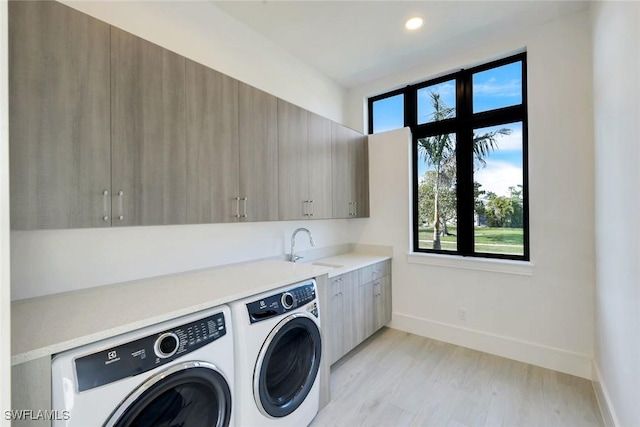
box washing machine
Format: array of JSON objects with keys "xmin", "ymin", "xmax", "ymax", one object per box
[
  {"xmin": 51, "ymin": 305, "xmax": 234, "ymax": 427},
  {"xmin": 231, "ymin": 279, "xmax": 322, "ymax": 427}
]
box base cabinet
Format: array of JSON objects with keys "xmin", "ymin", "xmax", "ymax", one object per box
[
  {"xmin": 327, "ymin": 270, "xmax": 358, "ymax": 365},
  {"xmin": 327, "ymin": 260, "xmax": 392, "ymax": 365}
]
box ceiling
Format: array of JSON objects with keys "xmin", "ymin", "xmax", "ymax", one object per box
[{"xmin": 212, "ymin": 1, "xmax": 590, "ymax": 88}]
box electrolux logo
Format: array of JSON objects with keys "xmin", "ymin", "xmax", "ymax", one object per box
[
  {"xmin": 4, "ymin": 409, "xmax": 71, "ymax": 421},
  {"xmin": 105, "ymin": 349, "xmax": 121, "ymax": 365}
]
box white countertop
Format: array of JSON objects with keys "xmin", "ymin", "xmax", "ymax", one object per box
[
  {"xmin": 307, "ymin": 253, "xmax": 391, "ymax": 278},
  {"xmin": 11, "ymin": 252, "xmax": 390, "ymax": 365}
]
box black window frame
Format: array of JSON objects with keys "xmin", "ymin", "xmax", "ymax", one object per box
[{"xmin": 368, "ymin": 52, "xmax": 529, "ymax": 261}]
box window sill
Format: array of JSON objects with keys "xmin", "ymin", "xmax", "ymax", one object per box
[{"xmin": 406, "ymin": 252, "xmax": 534, "ymax": 276}]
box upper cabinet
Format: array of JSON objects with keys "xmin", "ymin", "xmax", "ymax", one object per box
[
  {"xmin": 238, "ymin": 83, "xmax": 279, "ymax": 222},
  {"xmin": 277, "ymin": 101, "xmax": 333, "ymax": 220},
  {"xmin": 307, "ymin": 113, "xmax": 333, "ymax": 219},
  {"xmin": 8, "ymin": 1, "xmax": 368, "ymax": 229},
  {"xmin": 110, "ymin": 28, "xmax": 187, "ymax": 226},
  {"xmin": 9, "ymin": 1, "xmax": 111, "ymax": 229},
  {"xmin": 185, "ymin": 59, "xmax": 240, "ymax": 223},
  {"xmin": 332, "ymin": 123, "xmax": 369, "ymax": 218}
]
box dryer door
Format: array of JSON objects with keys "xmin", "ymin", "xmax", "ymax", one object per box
[
  {"xmin": 254, "ymin": 313, "xmax": 322, "ymax": 418},
  {"xmin": 104, "ymin": 362, "xmax": 232, "ymax": 427}
]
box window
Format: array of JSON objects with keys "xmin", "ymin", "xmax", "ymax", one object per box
[{"xmin": 368, "ymin": 53, "xmax": 529, "ymax": 261}]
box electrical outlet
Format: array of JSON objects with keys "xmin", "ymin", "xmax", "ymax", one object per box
[{"xmin": 458, "ymin": 308, "xmax": 467, "ymax": 320}]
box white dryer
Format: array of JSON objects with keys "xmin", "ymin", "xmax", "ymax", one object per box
[
  {"xmin": 231, "ymin": 279, "xmax": 322, "ymax": 427},
  {"xmin": 51, "ymin": 305, "xmax": 234, "ymax": 427}
]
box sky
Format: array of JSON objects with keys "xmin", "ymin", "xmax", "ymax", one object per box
[{"xmin": 372, "ymin": 61, "xmax": 523, "ymax": 197}]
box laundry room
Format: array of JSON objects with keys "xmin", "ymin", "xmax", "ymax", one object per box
[{"xmin": 0, "ymin": 1, "xmax": 638, "ymax": 426}]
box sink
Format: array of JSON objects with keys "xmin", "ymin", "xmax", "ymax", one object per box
[{"xmin": 311, "ymin": 262, "xmax": 343, "ymax": 269}]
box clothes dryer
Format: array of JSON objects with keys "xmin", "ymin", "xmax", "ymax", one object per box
[{"xmin": 230, "ymin": 279, "xmax": 322, "ymax": 427}]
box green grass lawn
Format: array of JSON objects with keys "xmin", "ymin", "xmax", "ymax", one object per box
[{"xmin": 418, "ymin": 226, "xmax": 524, "ymax": 255}]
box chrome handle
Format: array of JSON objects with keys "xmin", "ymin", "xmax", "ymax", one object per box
[
  {"xmin": 241, "ymin": 197, "xmax": 248, "ymax": 218},
  {"xmin": 117, "ymin": 190, "xmax": 124, "ymax": 221},
  {"xmin": 235, "ymin": 197, "xmax": 241, "ymax": 219},
  {"xmin": 348, "ymin": 202, "xmax": 353, "ymax": 216},
  {"xmin": 353, "ymin": 201, "xmax": 357, "ymax": 216},
  {"xmin": 303, "ymin": 200, "xmax": 309, "ymax": 217},
  {"xmin": 102, "ymin": 190, "xmax": 110, "ymax": 221},
  {"xmin": 309, "ymin": 200, "xmax": 314, "ymax": 217}
]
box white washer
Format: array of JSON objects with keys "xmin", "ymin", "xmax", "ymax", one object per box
[
  {"xmin": 231, "ymin": 279, "xmax": 322, "ymax": 427},
  {"xmin": 51, "ymin": 305, "xmax": 234, "ymax": 427}
]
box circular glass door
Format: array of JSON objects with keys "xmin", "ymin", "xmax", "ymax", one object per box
[
  {"xmin": 106, "ymin": 362, "xmax": 232, "ymax": 427},
  {"xmin": 254, "ymin": 314, "xmax": 322, "ymax": 418}
]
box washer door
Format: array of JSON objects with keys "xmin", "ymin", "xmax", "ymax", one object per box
[
  {"xmin": 104, "ymin": 361, "xmax": 232, "ymax": 427},
  {"xmin": 254, "ymin": 313, "xmax": 322, "ymax": 418}
]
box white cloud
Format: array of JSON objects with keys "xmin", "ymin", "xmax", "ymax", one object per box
[
  {"xmin": 418, "ymin": 81, "xmax": 456, "ymax": 98},
  {"xmin": 474, "ymin": 161, "xmax": 522, "ymax": 196},
  {"xmin": 473, "ymin": 78, "xmax": 521, "ymax": 98},
  {"xmin": 490, "ymin": 128, "xmax": 522, "ymax": 152}
]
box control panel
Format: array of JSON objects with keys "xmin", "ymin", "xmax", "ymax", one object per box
[
  {"xmin": 246, "ymin": 281, "xmax": 316, "ymax": 324},
  {"xmin": 74, "ymin": 311, "xmax": 226, "ymax": 392}
]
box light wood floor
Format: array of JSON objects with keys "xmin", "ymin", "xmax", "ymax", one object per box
[{"xmin": 311, "ymin": 328, "xmax": 603, "ymax": 427}]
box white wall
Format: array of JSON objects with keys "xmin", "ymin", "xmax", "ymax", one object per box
[
  {"xmin": 592, "ymin": 2, "xmax": 640, "ymax": 426},
  {"xmin": 0, "ymin": 0, "xmax": 10, "ymax": 421},
  {"xmin": 10, "ymin": 1, "xmax": 349, "ymax": 301},
  {"xmin": 348, "ymin": 10, "xmax": 596, "ymax": 378},
  {"xmin": 11, "ymin": 220, "xmax": 349, "ymax": 300}
]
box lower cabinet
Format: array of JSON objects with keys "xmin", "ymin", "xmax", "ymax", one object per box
[{"xmin": 327, "ymin": 260, "xmax": 392, "ymax": 365}]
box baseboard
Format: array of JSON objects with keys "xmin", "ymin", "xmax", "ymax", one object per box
[
  {"xmin": 390, "ymin": 312, "xmax": 593, "ymax": 379},
  {"xmin": 591, "ymin": 361, "xmax": 619, "ymax": 427}
]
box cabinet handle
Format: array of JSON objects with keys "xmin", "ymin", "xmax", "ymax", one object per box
[
  {"xmin": 117, "ymin": 190, "xmax": 124, "ymax": 221},
  {"xmin": 241, "ymin": 197, "xmax": 248, "ymax": 218},
  {"xmin": 348, "ymin": 202, "xmax": 353, "ymax": 216},
  {"xmin": 353, "ymin": 201, "xmax": 357, "ymax": 216},
  {"xmin": 102, "ymin": 190, "xmax": 110, "ymax": 222},
  {"xmin": 235, "ymin": 197, "xmax": 241, "ymax": 219},
  {"xmin": 303, "ymin": 200, "xmax": 309, "ymax": 217},
  {"xmin": 309, "ymin": 200, "xmax": 314, "ymax": 217}
]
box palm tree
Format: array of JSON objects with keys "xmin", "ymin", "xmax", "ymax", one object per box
[{"xmin": 418, "ymin": 92, "xmax": 511, "ymax": 250}]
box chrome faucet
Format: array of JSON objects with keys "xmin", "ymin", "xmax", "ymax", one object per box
[{"xmin": 290, "ymin": 228, "xmax": 315, "ymax": 262}]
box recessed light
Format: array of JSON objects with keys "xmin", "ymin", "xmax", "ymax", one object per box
[{"xmin": 405, "ymin": 17, "xmax": 423, "ymax": 31}]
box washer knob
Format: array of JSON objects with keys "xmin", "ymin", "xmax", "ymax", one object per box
[
  {"xmin": 281, "ymin": 292, "xmax": 295, "ymax": 310},
  {"xmin": 154, "ymin": 333, "xmax": 179, "ymax": 359}
]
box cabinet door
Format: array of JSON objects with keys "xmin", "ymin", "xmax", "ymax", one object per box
[
  {"xmin": 374, "ymin": 276, "xmax": 392, "ymax": 331},
  {"xmin": 307, "ymin": 113, "xmax": 333, "ymax": 219},
  {"xmin": 9, "ymin": 1, "xmax": 111, "ymax": 229},
  {"xmin": 331, "ymin": 123, "xmax": 368, "ymax": 219},
  {"xmin": 341, "ymin": 271, "xmax": 359, "ymax": 355},
  {"xmin": 111, "ymin": 28, "xmax": 187, "ymax": 226},
  {"xmin": 186, "ymin": 60, "xmax": 239, "ymax": 223},
  {"xmin": 277, "ymin": 100, "xmax": 308, "ymax": 220},
  {"xmin": 357, "ymin": 280, "xmax": 376, "ymax": 344},
  {"xmin": 353, "ymin": 134, "xmax": 370, "ymax": 218},
  {"xmin": 331, "ymin": 123, "xmax": 355, "ymax": 218},
  {"xmin": 328, "ymin": 277, "xmax": 344, "ymax": 365},
  {"xmin": 238, "ymin": 83, "xmax": 279, "ymax": 221}
]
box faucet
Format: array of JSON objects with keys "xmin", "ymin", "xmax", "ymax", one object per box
[{"xmin": 290, "ymin": 228, "xmax": 315, "ymax": 262}]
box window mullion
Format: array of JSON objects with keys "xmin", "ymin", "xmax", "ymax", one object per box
[{"xmin": 456, "ymin": 73, "xmax": 474, "ymax": 255}]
